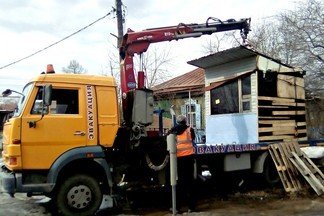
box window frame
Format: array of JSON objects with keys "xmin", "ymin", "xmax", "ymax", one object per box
[
  {"xmin": 31, "ymin": 86, "xmax": 80, "ymax": 115},
  {"xmin": 210, "ymin": 74, "xmax": 251, "ymax": 115}
]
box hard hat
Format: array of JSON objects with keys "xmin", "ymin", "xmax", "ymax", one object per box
[{"xmin": 176, "ymin": 115, "xmax": 187, "ymax": 124}]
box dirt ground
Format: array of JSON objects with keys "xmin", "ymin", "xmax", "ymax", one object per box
[{"xmin": 1, "ymin": 187, "xmax": 324, "ymax": 216}]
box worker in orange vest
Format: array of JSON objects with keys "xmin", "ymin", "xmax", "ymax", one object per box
[{"xmin": 169, "ymin": 115, "xmax": 196, "ymax": 213}]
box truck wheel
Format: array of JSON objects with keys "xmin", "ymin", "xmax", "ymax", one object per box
[
  {"xmin": 264, "ymin": 156, "xmax": 280, "ymax": 186},
  {"xmin": 55, "ymin": 174, "xmax": 102, "ymax": 216}
]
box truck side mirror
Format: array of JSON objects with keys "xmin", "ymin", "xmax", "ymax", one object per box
[
  {"xmin": 43, "ymin": 84, "xmax": 52, "ymax": 106},
  {"xmin": 2, "ymin": 89, "xmax": 12, "ymax": 97},
  {"xmin": 28, "ymin": 84, "xmax": 53, "ymax": 128}
]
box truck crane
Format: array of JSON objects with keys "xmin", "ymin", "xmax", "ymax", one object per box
[
  {"xmin": 0, "ymin": 17, "xmax": 251, "ymax": 216},
  {"xmin": 119, "ymin": 18, "xmax": 251, "ymax": 137}
]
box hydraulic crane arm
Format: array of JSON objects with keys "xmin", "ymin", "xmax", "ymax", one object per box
[
  {"xmin": 119, "ymin": 17, "xmax": 250, "ymax": 95},
  {"xmin": 119, "ymin": 17, "xmax": 251, "ymax": 125},
  {"xmin": 120, "ymin": 18, "xmax": 250, "ymax": 58}
]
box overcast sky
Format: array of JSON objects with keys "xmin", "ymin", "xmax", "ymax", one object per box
[{"xmin": 0, "ymin": 0, "xmax": 304, "ymax": 94}]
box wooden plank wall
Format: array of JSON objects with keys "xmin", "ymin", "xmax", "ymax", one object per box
[
  {"xmin": 258, "ymin": 74, "xmax": 307, "ymax": 142},
  {"xmin": 277, "ymin": 74, "xmax": 305, "ymax": 99}
]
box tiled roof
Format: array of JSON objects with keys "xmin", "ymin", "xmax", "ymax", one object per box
[{"xmin": 152, "ymin": 68, "xmax": 204, "ymax": 95}]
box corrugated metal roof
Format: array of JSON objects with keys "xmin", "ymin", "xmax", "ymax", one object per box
[
  {"xmin": 152, "ymin": 68, "xmax": 204, "ymax": 95},
  {"xmin": 188, "ymin": 45, "xmax": 292, "ymax": 69}
]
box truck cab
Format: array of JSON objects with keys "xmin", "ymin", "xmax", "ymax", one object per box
[
  {"xmin": 1, "ymin": 72, "xmax": 122, "ymax": 215},
  {"xmin": 2, "ymin": 73, "xmax": 119, "ymax": 170}
]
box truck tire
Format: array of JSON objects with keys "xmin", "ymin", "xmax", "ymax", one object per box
[
  {"xmin": 55, "ymin": 174, "xmax": 102, "ymax": 216},
  {"xmin": 263, "ymin": 156, "xmax": 280, "ymax": 186}
]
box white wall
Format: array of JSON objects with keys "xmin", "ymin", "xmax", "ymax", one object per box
[
  {"xmin": 205, "ymin": 56, "xmax": 257, "ymax": 84},
  {"xmin": 204, "ymin": 56, "xmax": 259, "ymax": 145},
  {"xmin": 206, "ymin": 113, "xmax": 258, "ymax": 145},
  {"xmin": 205, "ymin": 56, "xmax": 257, "ymax": 116},
  {"xmin": 257, "ymin": 56, "xmax": 292, "ymax": 72}
]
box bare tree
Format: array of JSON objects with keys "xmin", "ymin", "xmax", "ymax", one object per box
[
  {"xmin": 202, "ymin": 34, "xmax": 226, "ymax": 54},
  {"xmin": 201, "ymin": 31, "xmax": 246, "ymax": 54},
  {"xmin": 102, "ymin": 41, "xmax": 173, "ymax": 121},
  {"xmin": 249, "ymin": 0, "xmax": 323, "ymax": 98},
  {"xmin": 134, "ymin": 45, "xmax": 174, "ymax": 88},
  {"xmin": 103, "ymin": 41, "xmax": 173, "ymax": 91},
  {"xmin": 248, "ymin": 20, "xmax": 282, "ymax": 60},
  {"xmin": 278, "ymin": 0, "xmax": 323, "ymax": 98},
  {"xmin": 102, "ymin": 50, "xmax": 122, "ymax": 101},
  {"xmin": 62, "ymin": 60, "xmax": 87, "ymax": 74},
  {"xmin": 201, "ymin": 1, "xmax": 323, "ymax": 98}
]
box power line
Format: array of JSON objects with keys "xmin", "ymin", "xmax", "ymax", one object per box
[{"xmin": 0, "ymin": 10, "xmax": 114, "ymax": 70}]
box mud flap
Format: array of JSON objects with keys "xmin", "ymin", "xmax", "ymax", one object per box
[{"xmin": 99, "ymin": 194, "xmax": 114, "ymax": 210}]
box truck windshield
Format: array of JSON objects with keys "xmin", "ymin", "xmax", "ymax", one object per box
[{"xmin": 13, "ymin": 82, "xmax": 33, "ymax": 117}]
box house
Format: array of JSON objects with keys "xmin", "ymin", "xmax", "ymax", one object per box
[
  {"xmin": 188, "ymin": 45, "xmax": 306, "ymax": 144},
  {"xmin": 0, "ymin": 96, "xmax": 18, "ymax": 130},
  {"xmin": 153, "ymin": 45, "xmax": 307, "ymax": 144},
  {"xmin": 152, "ymin": 68, "xmax": 205, "ymax": 130}
]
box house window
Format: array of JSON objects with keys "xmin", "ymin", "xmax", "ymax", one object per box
[
  {"xmin": 241, "ymin": 75, "xmax": 251, "ymax": 113},
  {"xmin": 181, "ymin": 100, "xmax": 201, "ymax": 129},
  {"xmin": 31, "ymin": 87, "xmax": 79, "ymax": 114},
  {"xmin": 186, "ymin": 104, "xmax": 196, "ymax": 128},
  {"xmin": 210, "ymin": 75, "xmax": 251, "ymax": 115}
]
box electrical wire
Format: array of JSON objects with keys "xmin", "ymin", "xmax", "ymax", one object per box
[{"xmin": 0, "ymin": 10, "xmax": 115, "ymax": 70}]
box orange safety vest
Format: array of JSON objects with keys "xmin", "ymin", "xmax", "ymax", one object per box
[{"xmin": 176, "ymin": 127, "xmax": 194, "ymax": 157}]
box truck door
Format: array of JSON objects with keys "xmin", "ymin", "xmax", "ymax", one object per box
[{"xmin": 21, "ymin": 85, "xmax": 87, "ymax": 170}]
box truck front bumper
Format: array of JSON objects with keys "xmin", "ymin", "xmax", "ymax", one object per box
[
  {"xmin": 1, "ymin": 159, "xmax": 55, "ymax": 195},
  {"xmin": 0, "ymin": 160, "xmax": 16, "ymax": 195}
]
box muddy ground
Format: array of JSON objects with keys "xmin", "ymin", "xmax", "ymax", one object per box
[
  {"xmin": 1, "ymin": 132, "xmax": 324, "ymax": 215},
  {"xmin": 1, "ymin": 184, "xmax": 324, "ymax": 216}
]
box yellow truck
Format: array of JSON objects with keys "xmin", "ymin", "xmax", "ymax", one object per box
[
  {"xmin": 1, "ymin": 72, "xmax": 128, "ymax": 215},
  {"xmin": 0, "ymin": 18, "xmax": 253, "ymax": 215},
  {"xmin": 1, "ymin": 69, "xmax": 166, "ymax": 215}
]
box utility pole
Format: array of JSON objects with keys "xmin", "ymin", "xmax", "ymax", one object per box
[
  {"xmin": 115, "ymin": 0, "xmax": 124, "ymax": 53},
  {"xmin": 115, "ymin": 0, "xmax": 125, "ymax": 120}
]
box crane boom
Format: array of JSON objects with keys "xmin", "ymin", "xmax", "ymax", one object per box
[{"xmin": 119, "ymin": 17, "xmax": 251, "ymax": 125}]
